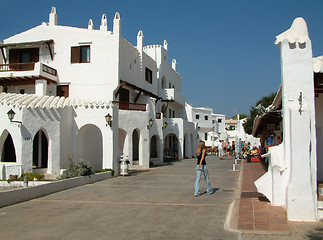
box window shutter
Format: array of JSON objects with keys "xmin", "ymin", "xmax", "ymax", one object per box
[{"xmin": 71, "ymin": 46, "xmax": 80, "ymax": 63}]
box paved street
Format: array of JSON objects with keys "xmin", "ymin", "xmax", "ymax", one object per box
[{"xmin": 0, "ymin": 156, "xmax": 240, "ymax": 240}]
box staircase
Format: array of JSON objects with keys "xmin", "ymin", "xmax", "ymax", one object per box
[{"xmin": 318, "ymin": 183, "xmax": 323, "ymax": 220}]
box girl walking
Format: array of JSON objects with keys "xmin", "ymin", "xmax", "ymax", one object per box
[{"xmin": 194, "ymin": 141, "xmax": 214, "ymax": 196}]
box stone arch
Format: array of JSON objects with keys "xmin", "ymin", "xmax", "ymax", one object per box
[
  {"xmin": 0, "ymin": 130, "xmax": 16, "ymax": 162},
  {"xmin": 76, "ymin": 124, "xmax": 103, "ymax": 172},
  {"xmin": 132, "ymin": 128, "xmax": 140, "ymax": 165},
  {"xmin": 32, "ymin": 129, "xmax": 48, "ymax": 168}
]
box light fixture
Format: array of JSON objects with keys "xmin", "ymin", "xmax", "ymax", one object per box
[
  {"xmin": 105, "ymin": 113, "xmax": 112, "ymax": 127},
  {"xmin": 7, "ymin": 109, "xmax": 22, "ymax": 126},
  {"xmin": 147, "ymin": 118, "xmax": 153, "ymax": 129},
  {"xmin": 162, "ymin": 121, "xmax": 168, "ymax": 130}
]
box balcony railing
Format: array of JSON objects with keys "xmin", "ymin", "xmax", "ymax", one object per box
[
  {"xmin": 0, "ymin": 63, "xmax": 35, "ymax": 72},
  {"xmin": 42, "ymin": 64, "xmax": 57, "ymax": 76},
  {"xmin": 113, "ymin": 101, "xmax": 146, "ymax": 111}
]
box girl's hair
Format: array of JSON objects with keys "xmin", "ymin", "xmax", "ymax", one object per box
[{"xmin": 196, "ymin": 141, "xmax": 205, "ymax": 156}]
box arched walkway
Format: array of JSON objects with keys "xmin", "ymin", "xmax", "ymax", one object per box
[
  {"xmin": 150, "ymin": 135, "xmax": 159, "ymax": 158},
  {"xmin": 164, "ymin": 133, "xmax": 178, "ymax": 160},
  {"xmin": 132, "ymin": 129, "xmax": 140, "ymax": 165},
  {"xmin": 32, "ymin": 129, "xmax": 48, "ymax": 168},
  {"xmin": 76, "ymin": 124, "xmax": 103, "ymax": 172},
  {"xmin": 0, "ymin": 130, "xmax": 16, "ymax": 162}
]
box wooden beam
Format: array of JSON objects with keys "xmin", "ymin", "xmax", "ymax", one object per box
[
  {"xmin": 46, "ymin": 42, "xmax": 54, "ymax": 60},
  {"xmin": 114, "ymin": 81, "xmax": 126, "ymax": 99},
  {"xmin": 134, "ymin": 91, "xmax": 142, "ymax": 103},
  {"xmin": 0, "ymin": 47, "xmax": 6, "ymax": 64}
]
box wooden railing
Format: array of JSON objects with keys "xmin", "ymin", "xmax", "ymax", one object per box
[
  {"xmin": 0, "ymin": 63, "xmax": 35, "ymax": 72},
  {"xmin": 113, "ymin": 101, "xmax": 146, "ymax": 111},
  {"xmin": 42, "ymin": 64, "xmax": 57, "ymax": 76}
]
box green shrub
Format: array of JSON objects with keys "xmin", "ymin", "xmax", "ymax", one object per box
[
  {"xmin": 20, "ymin": 173, "xmax": 45, "ymax": 181},
  {"xmin": 60, "ymin": 160, "xmax": 94, "ymax": 179},
  {"xmin": 99, "ymin": 168, "xmax": 115, "ymax": 176}
]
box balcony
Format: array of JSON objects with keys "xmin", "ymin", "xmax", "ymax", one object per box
[
  {"xmin": 0, "ymin": 62, "xmax": 58, "ymax": 85},
  {"xmin": 160, "ymin": 88, "xmax": 185, "ymax": 105},
  {"xmin": 113, "ymin": 101, "xmax": 146, "ymax": 111}
]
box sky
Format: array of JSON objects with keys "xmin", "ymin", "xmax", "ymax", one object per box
[{"xmin": 1, "ymin": 0, "xmax": 322, "ymax": 118}]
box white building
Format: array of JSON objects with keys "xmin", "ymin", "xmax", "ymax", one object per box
[
  {"xmin": 186, "ymin": 104, "xmax": 226, "ymax": 148},
  {"xmin": 0, "ymin": 7, "xmax": 197, "ymax": 179},
  {"xmin": 252, "ymin": 17, "xmax": 323, "ymax": 221},
  {"xmin": 225, "ymin": 116, "xmax": 260, "ymax": 147}
]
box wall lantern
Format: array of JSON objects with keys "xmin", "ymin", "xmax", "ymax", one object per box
[
  {"xmin": 147, "ymin": 118, "xmax": 153, "ymax": 129},
  {"xmin": 7, "ymin": 109, "xmax": 22, "ymax": 127},
  {"xmin": 105, "ymin": 113, "xmax": 113, "ymax": 127},
  {"xmin": 162, "ymin": 121, "xmax": 168, "ymax": 130}
]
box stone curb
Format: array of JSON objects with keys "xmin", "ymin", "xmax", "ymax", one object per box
[{"xmin": 0, "ymin": 171, "xmax": 112, "ymax": 208}]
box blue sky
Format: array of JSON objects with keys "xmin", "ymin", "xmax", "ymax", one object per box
[{"xmin": 1, "ymin": 0, "xmax": 322, "ymax": 118}]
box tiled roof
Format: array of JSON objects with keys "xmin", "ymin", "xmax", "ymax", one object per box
[{"xmin": 0, "ymin": 93, "xmax": 112, "ymax": 109}]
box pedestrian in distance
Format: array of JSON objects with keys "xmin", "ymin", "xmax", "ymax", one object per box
[
  {"xmin": 218, "ymin": 140, "xmax": 224, "ymax": 159},
  {"xmin": 194, "ymin": 140, "xmax": 214, "ymax": 197}
]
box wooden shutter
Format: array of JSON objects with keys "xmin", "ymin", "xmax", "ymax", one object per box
[{"xmin": 71, "ymin": 46, "xmax": 80, "ymax": 63}]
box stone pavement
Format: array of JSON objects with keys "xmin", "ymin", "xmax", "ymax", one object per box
[
  {"xmin": 0, "ymin": 156, "xmax": 240, "ymax": 240},
  {"xmin": 237, "ymin": 160, "xmax": 290, "ymax": 234}
]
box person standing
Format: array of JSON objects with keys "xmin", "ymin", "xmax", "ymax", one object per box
[
  {"xmin": 195, "ymin": 141, "xmax": 214, "ymax": 197},
  {"xmin": 218, "ymin": 140, "xmax": 224, "ymax": 159}
]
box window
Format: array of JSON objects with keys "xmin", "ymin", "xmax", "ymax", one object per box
[
  {"xmin": 169, "ymin": 82, "xmax": 172, "ymax": 88},
  {"xmin": 218, "ymin": 119, "xmax": 222, "ymax": 123},
  {"xmin": 196, "ymin": 114, "xmax": 200, "ymax": 119},
  {"xmin": 205, "ymin": 115, "xmax": 208, "ymax": 120},
  {"xmin": 212, "ymin": 120, "xmax": 216, "ymax": 124},
  {"xmin": 20, "ymin": 89, "xmax": 25, "ymax": 94},
  {"xmin": 71, "ymin": 46, "xmax": 90, "ymax": 63},
  {"xmin": 205, "ymin": 133, "xmax": 208, "ymax": 141},
  {"xmin": 172, "ymin": 110, "xmax": 175, "ymax": 118},
  {"xmin": 169, "ymin": 109, "xmax": 172, "ymax": 118},
  {"xmin": 145, "ymin": 67, "xmax": 152, "ymax": 84}
]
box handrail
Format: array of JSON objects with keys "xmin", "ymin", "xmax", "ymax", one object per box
[
  {"xmin": 42, "ymin": 64, "xmax": 57, "ymax": 76},
  {"xmin": 0, "ymin": 63, "xmax": 35, "ymax": 71},
  {"xmin": 112, "ymin": 101, "xmax": 146, "ymax": 111}
]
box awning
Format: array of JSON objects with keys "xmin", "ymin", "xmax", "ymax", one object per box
[
  {"xmin": 252, "ymin": 87, "xmax": 282, "ymax": 137},
  {"xmin": 0, "ymin": 39, "xmax": 54, "ymax": 48},
  {"xmin": 115, "ymin": 80, "xmax": 162, "ymax": 102},
  {"xmin": 0, "ymin": 40, "xmax": 54, "ymax": 62}
]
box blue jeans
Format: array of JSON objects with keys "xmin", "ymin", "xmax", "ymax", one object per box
[{"xmin": 195, "ymin": 165, "xmax": 213, "ymax": 195}]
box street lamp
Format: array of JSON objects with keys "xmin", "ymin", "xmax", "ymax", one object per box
[
  {"xmin": 7, "ymin": 109, "xmax": 22, "ymax": 126},
  {"xmin": 147, "ymin": 118, "xmax": 153, "ymax": 129},
  {"xmin": 105, "ymin": 113, "xmax": 113, "ymax": 127},
  {"xmin": 162, "ymin": 121, "xmax": 168, "ymax": 130}
]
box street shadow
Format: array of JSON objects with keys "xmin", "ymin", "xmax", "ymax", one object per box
[
  {"xmin": 306, "ymin": 227, "xmax": 323, "ymax": 240},
  {"xmin": 200, "ymin": 188, "xmax": 220, "ymax": 196},
  {"xmin": 127, "ymin": 169, "xmax": 150, "ymax": 176}
]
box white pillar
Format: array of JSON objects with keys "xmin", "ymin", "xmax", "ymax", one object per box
[{"xmin": 35, "ymin": 80, "xmax": 47, "ymax": 96}]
